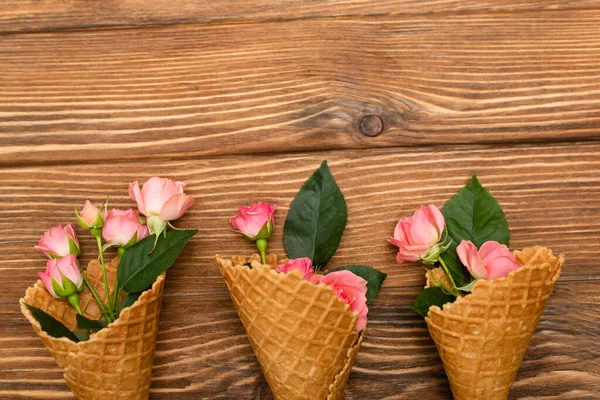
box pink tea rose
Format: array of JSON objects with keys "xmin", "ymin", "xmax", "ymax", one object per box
[
  {"xmin": 276, "ymin": 257, "xmax": 315, "ymax": 280},
  {"xmin": 389, "ymin": 205, "xmax": 445, "ymax": 264},
  {"xmin": 230, "ymin": 202, "xmax": 277, "ymax": 240},
  {"xmin": 129, "ymin": 177, "xmax": 195, "ymax": 236},
  {"xmin": 102, "ymin": 209, "xmax": 150, "ymax": 248},
  {"xmin": 457, "ymin": 240, "xmax": 521, "ymax": 280},
  {"xmin": 38, "ymin": 255, "xmax": 84, "ymax": 299},
  {"xmin": 35, "ymin": 224, "xmax": 80, "ymax": 259},
  {"xmin": 75, "ymin": 200, "xmax": 107, "ymax": 229},
  {"xmin": 311, "ymin": 270, "xmax": 369, "ymax": 331}
]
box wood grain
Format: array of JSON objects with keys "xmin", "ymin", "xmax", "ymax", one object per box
[
  {"xmin": 1, "ymin": 0, "xmax": 599, "ymax": 33},
  {"xmin": 2, "ymin": 11, "xmax": 600, "ymax": 166},
  {"xmin": 0, "ymin": 143, "xmax": 598, "ymax": 398}
]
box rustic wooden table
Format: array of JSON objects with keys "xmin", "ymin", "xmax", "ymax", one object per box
[{"xmin": 1, "ymin": 1, "xmax": 599, "ymax": 399}]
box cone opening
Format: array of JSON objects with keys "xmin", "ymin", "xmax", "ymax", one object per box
[
  {"xmin": 21, "ymin": 258, "xmax": 166, "ymax": 347},
  {"xmin": 426, "ymin": 246, "xmax": 564, "ymax": 318}
]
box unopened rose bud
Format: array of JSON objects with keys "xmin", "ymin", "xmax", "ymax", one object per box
[{"xmin": 75, "ymin": 200, "xmax": 107, "ymax": 229}]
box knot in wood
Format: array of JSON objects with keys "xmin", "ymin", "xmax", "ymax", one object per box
[{"xmin": 359, "ymin": 115, "xmax": 384, "ymax": 137}]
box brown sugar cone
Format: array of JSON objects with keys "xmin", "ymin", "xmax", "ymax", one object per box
[
  {"xmin": 425, "ymin": 246, "xmax": 565, "ymax": 400},
  {"xmin": 20, "ymin": 257, "xmax": 165, "ymax": 400},
  {"xmin": 216, "ymin": 254, "xmax": 364, "ymax": 400}
]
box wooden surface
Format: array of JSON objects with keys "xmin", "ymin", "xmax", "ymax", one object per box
[{"xmin": 0, "ymin": 1, "xmax": 599, "ymax": 399}]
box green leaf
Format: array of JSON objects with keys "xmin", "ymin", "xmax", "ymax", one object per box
[
  {"xmin": 119, "ymin": 292, "xmax": 142, "ymax": 315},
  {"xmin": 76, "ymin": 314, "xmax": 108, "ymax": 333},
  {"xmin": 326, "ymin": 265, "xmax": 387, "ymax": 304},
  {"xmin": 412, "ymin": 287, "xmax": 456, "ymax": 317},
  {"xmin": 117, "ymin": 229, "xmax": 198, "ymax": 293},
  {"xmin": 441, "ymin": 174, "xmax": 510, "ymax": 286},
  {"xmin": 73, "ymin": 331, "xmax": 89, "ymax": 342},
  {"xmin": 23, "ymin": 303, "xmax": 79, "ymax": 342},
  {"xmin": 284, "ymin": 161, "xmax": 347, "ymax": 270}
]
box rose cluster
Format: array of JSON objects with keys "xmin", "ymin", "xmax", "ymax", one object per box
[
  {"xmin": 276, "ymin": 258, "xmax": 369, "ymax": 331},
  {"xmin": 388, "ymin": 204, "xmax": 521, "ymax": 289},
  {"xmin": 35, "ymin": 177, "xmax": 194, "ymax": 322}
]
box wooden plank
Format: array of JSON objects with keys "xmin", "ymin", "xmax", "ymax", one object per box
[
  {"xmin": 0, "ymin": 0, "xmax": 599, "ymax": 34},
  {"xmin": 2, "ymin": 11, "xmax": 600, "ymax": 166},
  {"xmin": 0, "ymin": 143, "xmax": 598, "ymax": 398}
]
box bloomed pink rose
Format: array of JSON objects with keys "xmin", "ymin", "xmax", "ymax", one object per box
[
  {"xmin": 38, "ymin": 255, "xmax": 83, "ymax": 298},
  {"xmin": 388, "ymin": 204, "xmax": 445, "ymax": 264},
  {"xmin": 35, "ymin": 224, "xmax": 80, "ymax": 259},
  {"xmin": 310, "ymin": 270, "xmax": 369, "ymax": 331},
  {"xmin": 102, "ymin": 209, "xmax": 150, "ymax": 248},
  {"xmin": 230, "ymin": 202, "xmax": 277, "ymax": 240},
  {"xmin": 457, "ymin": 240, "xmax": 521, "ymax": 280},
  {"xmin": 275, "ymin": 257, "xmax": 314, "ymax": 280},
  {"xmin": 129, "ymin": 177, "xmax": 194, "ymax": 235}
]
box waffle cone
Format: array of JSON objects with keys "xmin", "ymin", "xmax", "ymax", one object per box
[
  {"xmin": 216, "ymin": 254, "xmax": 363, "ymax": 400},
  {"xmin": 425, "ymin": 246, "xmax": 564, "ymax": 400},
  {"xmin": 20, "ymin": 257, "xmax": 165, "ymax": 400}
]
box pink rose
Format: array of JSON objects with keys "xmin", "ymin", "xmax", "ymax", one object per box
[
  {"xmin": 230, "ymin": 202, "xmax": 277, "ymax": 240},
  {"xmin": 310, "ymin": 270, "xmax": 369, "ymax": 331},
  {"xmin": 35, "ymin": 224, "xmax": 80, "ymax": 259},
  {"xmin": 102, "ymin": 209, "xmax": 150, "ymax": 248},
  {"xmin": 38, "ymin": 255, "xmax": 83, "ymax": 299},
  {"xmin": 276, "ymin": 257, "xmax": 315, "ymax": 280},
  {"xmin": 129, "ymin": 177, "xmax": 195, "ymax": 236},
  {"xmin": 76, "ymin": 200, "xmax": 107, "ymax": 229},
  {"xmin": 457, "ymin": 240, "xmax": 521, "ymax": 280},
  {"xmin": 388, "ymin": 205, "xmax": 445, "ymax": 264}
]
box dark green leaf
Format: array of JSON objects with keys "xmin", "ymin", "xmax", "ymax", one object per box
[
  {"xmin": 73, "ymin": 331, "xmax": 90, "ymax": 342},
  {"xmin": 23, "ymin": 303, "xmax": 79, "ymax": 342},
  {"xmin": 117, "ymin": 229, "xmax": 198, "ymax": 293},
  {"xmin": 441, "ymin": 175, "xmax": 510, "ymax": 286},
  {"xmin": 412, "ymin": 287, "xmax": 456, "ymax": 317},
  {"xmin": 326, "ymin": 265, "xmax": 387, "ymax": 304},
  {"xmin": 284, "ymin": 160, "xmax": 347, "ymax": 270},
  {"xmin": 119, "ymin": 292, "xmax": 142, "ymax": 315},
  {"xmin": 76, "ymin": 314, "xmax": 108, "ymax": 333}
]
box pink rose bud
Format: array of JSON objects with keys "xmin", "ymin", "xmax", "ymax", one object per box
[
  {"xmin": 35, "ymin": 224, "xmax": 80, "ymax": 259},
  {"xmin": 38, "ymin": 255, "xmax": 84, "ymax": 314},
  {"xmin": 388, "ymin": 205, "xmax": 446, "ymax": 265},
  {"xmin": 276, "ymin": 257, "xmax": 315, "ymax": 280},
  {"xmin": 128, "ymin": 177, "xmax": 195, "ymax": 236},
  {"xmin": 457, "ymin": 240, "xmax": 521, "ymax": 280},
  {"xmin": 230, "ymin": 202, "xmax": 278, "ymax": 241},
  {"xmin": 310, "ymin": 270, "xmax": 369, "ymax": 331},
  {"xmin": 102, "ymin": 209, "xmax": 150, "ymax": 248},
  {"xmin": 75, "ymin": 200, "xmax": 107, "ymax": 229}
]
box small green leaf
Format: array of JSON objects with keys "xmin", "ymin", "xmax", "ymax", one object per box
[
  {"xmin": 284, "ymin": 161, "xmax": 347, "ymax": 270},
  {"xmin": 76, "ymin": 314, "xmax": 108, "ymax": 333},
  {"xmin": 326, "ymin": 265, "xmax": 387, "ymax": 304},
  {"xmin": 119, "ymin": 292, "xmax": 142, "ymax": 315},
  {"xmin": 117, "ymin": 229, "xmax": 198, "ymax": 293},
  {"xmin": 412, "ymin": 287, "xmax": 456, "ymax": 317},
  {"xmin": 441, "ymin": 175, "xmax": 510, "ymax": 286},
  {"xmin": 73, "ymin": 331, "xmax": 89, "ymax": 342},
  {"xmin": 23, "ymin": 303, "xmax": 79, "ymax": 342}
]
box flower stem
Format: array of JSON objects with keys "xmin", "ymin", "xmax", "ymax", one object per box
[
  {"xmin": 82, "ymin": 274, "xmax": 109, "ymax": 317},
  {"xmin": 111, "ymin": 279, "xmax": 120, "ymax": 317},
  {"xmin": 92, "ymin": 229, "xmax": 115, "ymax": 322},
  {"xmin": 256, "ymin": 239, "xmax": 268, "ymax": 264},
  {"xmin": 438, "ymin": 256, "xmax": 461, "ymax": 297}
]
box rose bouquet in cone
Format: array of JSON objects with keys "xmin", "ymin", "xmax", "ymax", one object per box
[
  {"xmin": 389, "ymin": 175, "xmax": 565, "ymax": 400},
  {"xmin": 217, "ymin": 161, "xmax": 387, "ymax": 400},
  {"xmin": 20, "ymin": 177, "xmax": 197, "ymax": 400}
]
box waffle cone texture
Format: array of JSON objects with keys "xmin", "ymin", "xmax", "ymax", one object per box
[
  {"xmin": 425, "ymin": 246, "xmax": 564, "ymax": 400},
  {"xmin": 216, "ymin": 254, "xmax": 363, "ymax": 400},
  {"xmin": 20, "ymin": 257, "xmax": 165, "ymax": 400}
]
